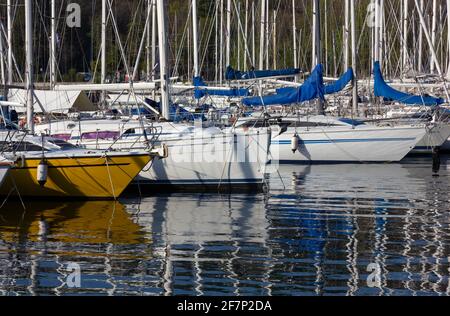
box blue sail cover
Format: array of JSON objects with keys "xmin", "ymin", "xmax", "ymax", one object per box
[
  {"xmin": 275, "ymin": 68, "xmax": 354, "ymax": 96},
  {"xmin": 225, "ymin": 66, "xmax": 300, "ymax": 81},
  {"xmin": 324, "ymin": 68, "xmax": 354, "ymax": 94},
  {"xmin": 374, "ymin": 61, "xmax": 444, "ymax": 106},
  {"xmin": 242, "ymin": 64, "xmax": 325, "ymax": 107},
  {"xmin": 193, "ymin": 76, "xmax": 249, "ymax": 99}
]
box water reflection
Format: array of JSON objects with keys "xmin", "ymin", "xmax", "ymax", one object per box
[{"xmin": 0, "ymin": 157, "xmax": 449, "ymax": 296}]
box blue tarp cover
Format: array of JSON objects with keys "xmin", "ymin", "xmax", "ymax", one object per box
[
  {"xmin": 193, "ymin": 76, "xmax": 249, "ymax": 99},
  {"xmin": 242, "ymin": 64, "xmax": 325, "ymax": 107},
  {"xmin": 324, "ymin": 68, "xmax": 354, "ymax": 94},
  {"xmin": 275, "ymin": 68, "xmax": 354, "ymax": 96},
  {"xmin": 225, "ymin": 66, "xmax": 300, "ymax": 81},
  {"xmin": 374, "ymin": 61, "xmax": 445, "ymax": 106}
]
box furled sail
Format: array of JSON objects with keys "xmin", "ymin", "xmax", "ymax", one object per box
[
  {"xmin": 374, "ymin": 61, "xmax": 444, "ymax": 106},
  {"xmin": 242, "ymin": 64, "xmax": 325, "ymax": 107},
  {"xmin": 324, "ymin": 68, "xmax": 354, "ymax": 94},
  {"xmin": 193, "ymin": 77, "xmax": 249, "ymax": 99},
  {"xmin": 275, "ymin": 67, "xmax": 354, "ymax": 96},
  {"xmin": 225, "ymin": 66, "xmax": 301, "ymax": 81}
]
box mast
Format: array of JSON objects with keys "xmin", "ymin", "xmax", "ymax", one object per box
[
  {"xmin": 292, "ymin": 0, "xmax": 298, "ymax": 70},
  {"xmin": 402, "ymin": 0, "xmax": 408, "ymax": 75},
  {"xmin": 192, "ymin": 0, "xmax": 199, "ymax": 77},
  {"xmin": 350, "ymin": 0, "xmax": 358, "ymax": 115},
  {"xmin": 7, "ymin": 0, "xmax": 13, "ymax": 86},
  {"xmin": 431, "ymin": 0, "xmax": 438, "ymax": 73},
  {"xmin": 447, "ymin": 0, "xmax": 450, "ymax": 79},
  {"xmin": 265, "ymin": 0, "xmax": 269, "ymax": 69},
  {"xmin": 418, "ymin": 0, "xmax": 424, "ymax": 72},
  {"xmin": 25, "ymin": 0, "xmax": 34, "ymax": 133},
  {"xmin": 146, "ymin": 0, "xmax": 151, "ymax": 81},
  {"xmin": 244, "ymin": 0, "xmax": 248, "ymax": 71},
  {"xmin": 101, "ymin": 0, "xmax": 107, "ymax": 102},
  {"xmin": 374, "ymin": 0, "xmax": 380, "ymax": 62},
  {"xmin": 219, "ymin": 0, "xmax": 223, "ymax": 83},
  {"xmin": 226, "ymin": 0, "xmax": 231, "ymax": 67},
  {"xmin": 344, "ymin": 0, "xmax": 350, "ymax": 70},
  {"xmin": 252, "ymin": 1, "xmax": 255, "ymax": 67},
  {"xmin": 156, "ymin": 0, "xmax": 170, "ymax": 120},
  {"xmin": 259, "ymin": 0, "xmax": 266, "ymax": 70},
  {"xmin": 272, "ymin": 10, "xmax": 276, "ymax": 69},
  {"xmin": 50, "ymin": 0, "xmax": 56, "ymax": 88},
  {"xmin": 312, "ymin": 0, "xmax": 322, "ymax": 69},
  {"xmin": 0, "ymin": 23, "xmax": 5, "ymax": 90},
  {"xmin": 313, "ymin": 0, "xmax": 323, "ymax": 114}
]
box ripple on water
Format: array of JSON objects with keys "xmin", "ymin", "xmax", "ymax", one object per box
[{"xmin": 0, "ymin": 156, "xmax": 450, "ymax": 295}]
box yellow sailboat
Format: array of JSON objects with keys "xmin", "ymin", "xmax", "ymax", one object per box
[
  {"xmin": 0, "ymin": 129, "xmax": 156, "ymax": 198},
  {"xmin": 0, "ymin": 150, "xmax": 151, "ymax": 199}
]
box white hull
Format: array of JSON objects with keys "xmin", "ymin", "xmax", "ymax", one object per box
[
  {"xmin": 35, "ymin": 120, "xmax": 270, "ymax": 187},
  {"xmin": 0, "ymin": 166, "xmax": 10, "ymax": 187},
  {"xmin": 136, "ymin": 129, "xmax": 270, "ymax": 187},
  {"xmin": 270, "ymin": 125, "xmax": 426, "ymax": 163},
  {"xmin": 411, "ymin": 123, "xmax": 450, "ymax": 153}
]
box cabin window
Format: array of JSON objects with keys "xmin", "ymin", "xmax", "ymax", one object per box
[
  {"xmin": 124, "ymin": 128, "xmax": 136, "ymax": 135},
  {"xmin": 0, "ymin": 141, "xmax": 46, "ymax": 152},
  {"xmin": 47, "ymin": 139, "xmax": 78, "ymax": 150}
]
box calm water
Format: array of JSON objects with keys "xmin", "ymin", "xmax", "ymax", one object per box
[{"xmin": 1, "ymin": 156, "xmax": 450, "ymax": 296}]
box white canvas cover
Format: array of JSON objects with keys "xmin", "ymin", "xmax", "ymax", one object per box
[{"xmin": 8, "ymin": 89, "xmax": 95, "ymax": 114}]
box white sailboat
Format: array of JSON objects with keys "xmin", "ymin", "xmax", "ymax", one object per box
[
  {"xmin": 34, "ymin": 118, "xmax": 270, "ymax": 191},
  {"xmin": 235, "ymin": 115, "xmax": 426, "ymax": 163}
]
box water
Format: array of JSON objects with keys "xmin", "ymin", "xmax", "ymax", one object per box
[{"xmin": 1, "ymin": 156, "xmax": 450, "ymax": 296}]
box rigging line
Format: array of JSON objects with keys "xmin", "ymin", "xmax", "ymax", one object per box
[{"xmin": 172, "ymin": 2, "xmax": 192, "ymax": 78}]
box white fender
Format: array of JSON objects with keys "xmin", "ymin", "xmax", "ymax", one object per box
[
  {"xmin": 37, "ymin": 159, "xmax": 48, "ymax": 187},
  {"xmin": 291, "ymin": 134, "xmax": 300, "ymax": 153}
]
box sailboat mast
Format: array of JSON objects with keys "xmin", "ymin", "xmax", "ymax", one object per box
[
  {"xmin": 313, "ymin": 0, "xmax": 323, "ymax": 115},
  {"xmin": 156, "ymin": 0, "xmax": 170, "ymax": 120},
  {"xmin": 25, "ymin": 0, "xmax": 34, "ymax": 133},
  {"xmin": 417, "ymin": 0, "xmax": 424, "ymax": 72},
  {"xmin": 146, "ymin": 0, "xmax": 151, "ymax": 81},
  {"xmin": 402, "ymin": 0, "xmax": 408, "ymax": 75},
  {"xmin": 350, "ymin": 0, "xmax": 358, "ymax": 115},
  {"xmin": 219, "ymin": 0, "xmax": 224, "ymax": 83},
  {"xmin": 226, "ymin": 0, "xmax": 231, "ymax": 68},
  {"xmin": 7, "ymin": 0, "xmax": 12, "ymax": 86},
  {"xmin": 292, "ymin": 0, "xmax": 298, "ymax": 70},
  {"xmin": 447, "ymin": 0, "xmax": 450, "ymax": 79},
  {"xmin": 431, "ymin": 0, "xmax": 438, "ymax": 73},
  {"xmin": 0, "ymin": 23, "xmax": 5, "ymax": 89},
  {"xmin": 312, "ymin": 0, "xmax": 322, "ymax": 68},
  {"xmin": 192, "ymin": 0, "xmax": 199, "ymax": 77},
  {"xmin": 50, "ymin": 0, "xmax": 56, "ymax": 88},
  {"xmin": 374, "ymin": 0, "xmax": 380, "ymax": 62},
  {"xmin": 259, "ymin": 0, "xmax": 266, "ymax": 70},
  {"xmin": 344, "ymin": 0, "xmax": 350, "ymax": 69},
  {"xmin": 101, "ymin": 0, "xmax": 107, "ymax": 103}
]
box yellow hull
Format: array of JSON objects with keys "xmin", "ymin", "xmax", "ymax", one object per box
[{"xmin": 0, "ymin": 153, "xmax": 151, "ymax": 198}]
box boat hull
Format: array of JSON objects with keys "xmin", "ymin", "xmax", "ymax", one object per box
[
  {"xmin": 0, "ymin": 165, "xmax": 10, "ymax": 188},
  {"xmin": 411, "ymin": 123, "xmax": 450, "ymax": 154},
  {"xmin": 136, "ymin": 130, "xmax": 270, "ymax": 190},
  {"xmin": 270, "ymin": 126, "xmax": 426, "ymax": 163},
  {"xmin": 35, "ymin": 121, "xmax": 271, "ymax": 189},
  {"xmin": 0, "ymin": 153, "xmax": 151, "ymax": 199}
]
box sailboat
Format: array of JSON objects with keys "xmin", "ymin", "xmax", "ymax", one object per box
[
  {"xmin": 237, "ymin": 64, "xmax": 428, "ymax": 163},
  {"xmin": 29, "ymin": 0, "xmax": 270, "ymax": 192},
  {"xmin": 0, "ymin": 0, "xmax": 160, "ymax": 199}
]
